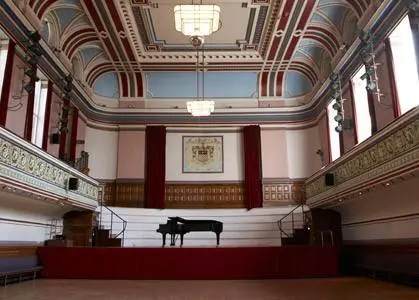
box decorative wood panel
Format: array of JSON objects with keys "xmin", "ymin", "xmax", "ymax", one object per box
[
  {"xmin": 102, "ymin": 181, "xmax": 144, "ymax": 208},
  {"xmin": 165, "ymin": 183, "xmax": 245, "ymax": 208},
  {"xmin": 263, "ymin": 180, "xmax": 305, "ymax": 206},
  {"xmin": 63, "ymin": 211, "xmax": 94, "ymax": 247},
  {"xmin": 0, "ymin": 246, "xmax": 38, "ymax": 257},
  {"xmin": 102, "ymin": 181, "xmax": 116, "ymax": 206}
]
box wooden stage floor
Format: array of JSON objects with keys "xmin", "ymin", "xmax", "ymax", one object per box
[{"xmin": 2, "ymin": 278, "xmax": 419, "ymax": 300}]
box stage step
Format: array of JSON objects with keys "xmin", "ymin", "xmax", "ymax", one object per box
[{"xmin": 93, "ymin": 228, "xmax": 122, "ymax": 247}]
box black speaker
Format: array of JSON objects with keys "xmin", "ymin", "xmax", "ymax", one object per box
[
  {"xmin": 325, "ymin": 173, "xmax": 334, "ymax": 186},
  {"xmin": 50, "ymin": 133, "xmax": 60, "ymax": 144},
  {"xmin": 68, "ymin": 177, "xmax": 79, "ymax": 190}
]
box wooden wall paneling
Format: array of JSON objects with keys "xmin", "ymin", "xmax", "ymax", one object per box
[
  {"xmin": 115, "ymin": 182, "xmax": 145, "ymax": 208},
  {"xmin": 0, "ymin": 246, "xmax": 38, "ymax": 257},
  {"xmin": 63, "ymin": 211, "xmax": 94, "ymax": 247},
  {"xmin": 165, "ymin": 183, "xmax": 245, "ymax": 208},
  {"xmin": 262, "ymin": 180, "xmax": 305, "ymax": 206},
  {"xmin": 103, "ymin": 181, "xmax": 116, "ymax": 206}
]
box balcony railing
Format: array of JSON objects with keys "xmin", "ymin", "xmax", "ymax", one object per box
[
  {"xmin": 0, "ymin": 126, "xmax": 99, "ymax": 210},
  {"xmin": 305, "ymin": 106, "xmax": 419, "ymax": 207}
]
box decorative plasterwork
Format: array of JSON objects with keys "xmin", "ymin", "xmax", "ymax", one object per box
[
  {"xmin": 0, "ymin": 0, "xmax": 407, "ymax": 124},
  {"xmin": 305, "ymin": 107, "xmax": 419, "ymax": 208},
  {"xmin": 0, "ymin": 127, "xmax": 99, "ymax": 209}
]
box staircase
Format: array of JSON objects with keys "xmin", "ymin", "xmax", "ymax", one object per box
[
  {"xmin": 278, "ymin": 205, "xmax": 311, "ymax": 245},
  {"xmin": 93, "ymin": 205, "xmax": 127, "ymax": 247}
]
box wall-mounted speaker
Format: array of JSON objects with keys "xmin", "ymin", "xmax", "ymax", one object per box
[
  {"xmin": 68, "ymin": 177, "xmax": 79, "ymax": 190},
  {"xmin": 325, "ymin": 173, "xmax": 334, "ymax": 186},
  {"xmin": 50, "ymin": 133, "xmax": 60, "ymax": 144}
]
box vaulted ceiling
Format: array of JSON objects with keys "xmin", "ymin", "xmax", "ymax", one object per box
[
  {"xmin": 32, "ymin": 0, "xmax": 368, "ymax": 100},
  {"xmin": 1, "ymin": 0, "xmax": 402, "ymax": 124}
]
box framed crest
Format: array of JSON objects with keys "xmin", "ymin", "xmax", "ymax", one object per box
[{"xmin": 182, "ymin": 136, "xmax": 224, "ymax": 173}]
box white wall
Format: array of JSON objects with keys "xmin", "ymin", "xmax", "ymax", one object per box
[
  {"xmin": 84, "ymin": 126, "xmax": 118, "ymax": 179},
  {"xmin": 286, "ymin": 126, "xmax": 322, "ymax": 178},
  {"xmin": 166, "ymin": 131, "xmax": 243, "ymax": 181},
  {"xmin": 335, "ymin": 176, "xmax": 419, "ymax": 241},
  {"xmin": 261, "ymin": 129, "xmax": 289, "ymax": 178},
  {"xmin": 0, "ymin": 192, "xmax": 67, "ymax": 244}
]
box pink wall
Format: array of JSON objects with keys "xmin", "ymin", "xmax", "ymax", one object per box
[
  {"xmin": 46, "ymin": 92, "xmax": 61, "ymax": 158},
  {"xmin": 317, "ymin": 112, "xmax": 330, "ymax": 165},
  {"xmin": 336, "ymin": 176, "xmax": 419, "ymax": 241},
  {"xmin": 261, "ymin": 129, "xmax": 289, "ymax": 178},
  {"xmin": 5, "ymin": 55, "xmax": 27, "ymax": 138},
  {"xmin": 117, "ymin": 130, "xmax": 145, "ymax": 179},
  {"xmin": 373, "ymin": 46, "xmax": 397, "ymax": 131}
]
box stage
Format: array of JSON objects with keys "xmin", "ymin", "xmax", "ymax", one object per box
[{"xmin": 37, "ymin": 246, "xmax": 339, "ymax": 280}]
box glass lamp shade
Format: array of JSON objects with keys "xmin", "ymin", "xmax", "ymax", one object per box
[
  {"xmin": 186, "ymin": 100, "xmax": 215, "ymax": 117},
  {"xmin": 174, "ymin": 5, "xmax": 221, "ymax": 37}
]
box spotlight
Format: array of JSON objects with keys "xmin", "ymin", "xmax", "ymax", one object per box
[
  {"xmin": 335, "ymin": 124, "xmax": 343, "ymax": 132},
  {"xmin": 334, "ymin": 114, "xmax": 343, "ymax": 123},
  {"xmin": 332, "ymin": 102, "xmax": 342, "ymax": 111},
  {"xmin": 24, "ymin": 69, "xmax": 39, "ymax": 82},
  {"xmin": 366, "ymin": 81, "xmax": 376, "ymax": 92}
]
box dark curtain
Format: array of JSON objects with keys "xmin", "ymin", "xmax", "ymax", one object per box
[
  {"xmin": 144, "ymin": 126, "xmax": 166, "ymax": 209},
  {"xmin": 243, "ymin": 125, "xmax": 262, "ymax": 210}
]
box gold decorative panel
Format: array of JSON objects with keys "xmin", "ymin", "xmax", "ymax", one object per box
[
  {"xmin": 102, "ymin": 181, "xmax": 116, "ymax": 206},
  {"xmin": 165, "ymin": 183, "xmax": 245, "ymax": 208},
  {"xmin": 263, "ymin": 180, "xmax": 305, "ymax": 206},
  {"xmin": 102, "ymin": 181, "xmax": 144, "ymax": 208}
]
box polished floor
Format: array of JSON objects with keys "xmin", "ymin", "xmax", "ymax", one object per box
[{"xmin": 1, "ymin": 277, "xmax": 418, "ymax": 300}]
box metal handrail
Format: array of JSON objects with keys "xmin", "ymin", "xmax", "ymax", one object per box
[
  {"xmin": 97, "ymin": 186, "xmax": 127, "ymax": 246},
  {"xmin": 277, "ymin": 205, "xmax": 306, "ymax": 239},
  {"xmin": 101, "ymin": 205, "xmax": 127, "ymax": 240}
]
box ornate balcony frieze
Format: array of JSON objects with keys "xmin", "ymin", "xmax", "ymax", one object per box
[
  {"xmin": 0, "ymin": 127, "xmax": 99, "ymax": 210},
  {"xmin": 305, "ymin": 107, "xmax": 419, "ymax": 207}
]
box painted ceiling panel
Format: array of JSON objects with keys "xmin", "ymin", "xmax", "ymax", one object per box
[
  {"xmin": 146, "ymin": 72, "xmax": 258, "ymax": 98},
  {"xmin": 54, "ymin": 8, "xmax": 80, "ymax": 33},
  {"xmin": 23, "ymin": 0, "xmax": 378, "ymax": 108},
  {"xmin": 93, "ymin": 72, "xmax": 119, "ymax": 98},
  {"xmin": 284, "ymin": 71, "xmax": 313, "ymax": 98},
  {"xmin": 81, "ymin": 47, "xmax": 103, "ymax": 65}
]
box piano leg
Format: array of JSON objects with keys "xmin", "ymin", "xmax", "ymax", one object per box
[
  {"xmin": 216, "ymin": 233, "xmax": 220, "ymax": 246},
  {"xmin": 180, "ymin": 234, "xmax": 184, "ymax": 247},
  {"xmin": 162, "ymin": 233, "xmax": 166, "ymax": 247},
  {"xmin": 170, "ymin": 234, "xmax": 176, "ymax": 246}
]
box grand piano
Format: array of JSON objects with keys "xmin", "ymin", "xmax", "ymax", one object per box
[{"xmin": 156, "ymin": 217, "xmax": 223, "ymax": 247}]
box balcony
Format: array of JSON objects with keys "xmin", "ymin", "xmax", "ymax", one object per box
[
  {"xmin": 305, "ymin": 106, "xmax": 419, "ymax": 207},
  {"xmin": 0, "ymin": 126, "xmax": 99, "ymax": 210}
]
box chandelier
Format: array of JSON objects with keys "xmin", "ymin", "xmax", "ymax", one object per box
[
  {"xmin": 174, "ymin": 2, "xmax": 219, "ymax": 117},
  {"xmin": 174, "ymin": 3, "xmax": 221, "ymax": 38},
  {"xmin": 186, "ymin": 38, "xmax": 214, "ymax": 117}
]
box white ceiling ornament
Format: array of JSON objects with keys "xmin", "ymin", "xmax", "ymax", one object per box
[{"xmin": 174, "ymin": 4, "xmax": 221, "ymax": 38}]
